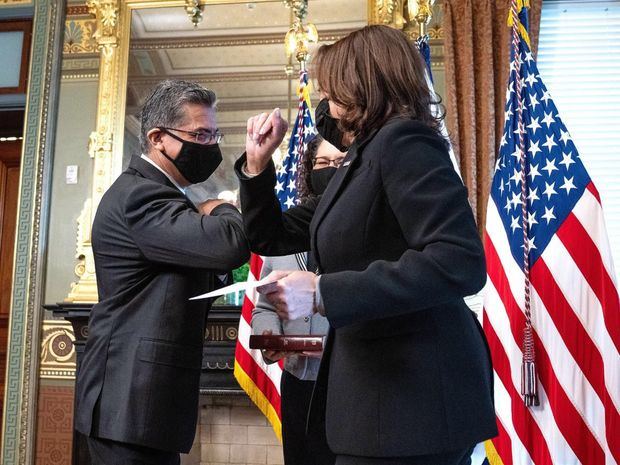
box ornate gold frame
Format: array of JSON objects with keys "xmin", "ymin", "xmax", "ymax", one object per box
[
  {"xmin": 66, "ymin": 0, "xmax": 297, "ymax": 302},
  {"xmin": 63, "ymin": 0, "xmax": 416, "ymax": 304},
  {"xmin": 65, "ymin": 0, "xmax": 381, "ymax": 303}
]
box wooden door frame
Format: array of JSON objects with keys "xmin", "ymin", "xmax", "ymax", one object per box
[
  {"xmin": 0, "ymin": 139, "xmax": 22, "ymax": 425},
  {"xmin": 0, "ymin": 139, "xmax": 22, "ymax": 233},
  {"xmin": 0, "ymin": 20, "xmax": 32, "ymax": 95}
]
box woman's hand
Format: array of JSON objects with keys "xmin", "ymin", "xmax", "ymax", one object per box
[
  {"xmin": 260, "ymin": 329, "xmax": 293, "ymax": 362},
  {"xmin": 245, "ymin": 108, "xmax": 288, "ymax": 175},
  {"xmin": 260, "ymin": 270, "xmax": 318, "ymax": 321}
]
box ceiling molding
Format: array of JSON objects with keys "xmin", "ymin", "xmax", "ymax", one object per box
[
  {"xmin": 216, "ymin": 99, "xmax": 291, "ymax": 112},
  {"xmin": 129, "ymin": 69, "xmax": 289, "ymax": 86},
  {"xmin": 126, "ymin": 99, "xmax": 291, "ymax": 115},
  {"xmin": 129, "ymin": 28, "xmax": 358, "ymax": 50}
]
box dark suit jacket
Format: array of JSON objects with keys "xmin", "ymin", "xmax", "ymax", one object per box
[
  {"xmin": 235, "ymin": 119, "xmax": 498, "ymax": 457},
  {"xmin": 75, "ymin": 155, "xmax": 249, "ymax": 453}
]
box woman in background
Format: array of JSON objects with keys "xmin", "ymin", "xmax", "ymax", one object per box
[{"xmin": 252, "ymin": 136, "xmax": 344, "ymax": 465}]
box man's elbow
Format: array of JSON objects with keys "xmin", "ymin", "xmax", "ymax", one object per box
[
  {"xmin": 228, "ymin": 235, "xmax": 250, "ymax": 270},
  {"xmin": 464, "ymin": 250, "xmax": 487, "ymax": 295}
]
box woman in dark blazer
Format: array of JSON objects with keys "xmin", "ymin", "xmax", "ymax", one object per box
[{"xmin": 236, "ymin": 25, "xmax": 498, "ymax": 465}]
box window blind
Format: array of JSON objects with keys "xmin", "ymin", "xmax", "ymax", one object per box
[{"xmin": 537, "ymin": 0, "xmax": 620, "ymax": 281}]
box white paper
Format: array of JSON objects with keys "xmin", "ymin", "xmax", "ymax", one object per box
[{"xmin": 189, "ymin": 277, "xmax": 277, "ymax": 301}]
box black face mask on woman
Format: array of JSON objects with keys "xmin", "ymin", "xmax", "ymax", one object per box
[
  {"xmin": 159, "ymin": 128, "xmax": 222, "ymax": 184},
  {"xmin": 315, "ymin": 99, "xmax": 349, "ymax": 152},
  {"xmin": 310, "ymin": 166, "xmax": 337, "ymax": 195}
]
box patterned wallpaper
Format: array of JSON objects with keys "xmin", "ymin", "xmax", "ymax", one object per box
[{"xmin": 35, "ymin": 384, "xmax": 74, "ymax": 465}]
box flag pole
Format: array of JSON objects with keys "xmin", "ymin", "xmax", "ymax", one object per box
[
  {"xmin": 286, "ymin": 7, "xmax": 294, "ymax": 124},
  {"xmin": 508, "ymin": 0, "xmax": 539, "ymax": 407}
]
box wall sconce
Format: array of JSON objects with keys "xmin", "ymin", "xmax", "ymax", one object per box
[{"xmin": 185, "ymin": 0, "xmax": 204, "ymax": 28}]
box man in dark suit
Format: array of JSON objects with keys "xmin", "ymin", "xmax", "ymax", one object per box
[{"xmin": 75, "ymin": 80, "xmax": 250, "ymax": 465}]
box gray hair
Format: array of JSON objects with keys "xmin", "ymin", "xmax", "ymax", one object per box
[{"xmin": 139, "ymin": 79, "xmax": 217, "ymax": 153}]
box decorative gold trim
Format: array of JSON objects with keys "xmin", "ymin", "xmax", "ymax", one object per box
[
  {"xmin": 67, "ymin": 4, "xmax": 92, "ymax": 16},
  {"xmin": 129, "ymin": 29, "xmax": 354, "ymax": 50},
  {"xmin": 64, "ymin": 18, "xmax": 98, "ymax": 54},
  {"xmin": 129, "ymin": 70, "xmax": 289, "ymax": 86},
  {"xmin": 65, "ymin": 0, "xmax": 374, "ymax": 304},
  {"xmin": 428, "ymin": 24, "xmax": 443, "ymax": 39},
  {"xmin": 65, "ymin": 0, "xmax": 122, "ymax": 303},
  {"xmin": 62, "ymin": 56, "xmax": 100, "ymax": 69},
  {"xmin": 369, "ymin": 0, "xmax": 405, "ymax": 29},
  {"xmin": 61, "ymin": 72, "xmax": 100, "ymax": 80}
]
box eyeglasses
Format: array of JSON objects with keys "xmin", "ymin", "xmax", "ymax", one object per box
[
  {"xmin": 162, "ymin": 127, "xmax": 223, "ymax": 145},
  {"xmin": 313, "ymin": 156, "xmax": 345, "ymax": 169}
]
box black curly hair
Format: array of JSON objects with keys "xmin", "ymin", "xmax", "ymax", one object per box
[{"xmin": 297, "ymin": 134, "xmax": 324, "ymax": 200}]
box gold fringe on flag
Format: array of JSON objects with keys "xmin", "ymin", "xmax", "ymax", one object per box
[
  {"xmin": 506, "ymin": 1, "xmax": 532, "ymax": 49},
  {"xmin": 484, "ymin": 440, "xmax": 506, "ymax": 465},
  {"xmin": 233, "ymin": 361, "xmax": 283, "ymax": 442}
]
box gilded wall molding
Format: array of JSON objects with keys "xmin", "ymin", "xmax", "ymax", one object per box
[
  {"xmin": 62, "ymin": 56, "xmax": 100, "ymax": 69},
  {"xmin": 130, "ymin": 70, "xmax": 289, "ymax": 86},
  {"xmin": 1, "ymin": 1, "xmax": 66, "ymax": 464},
  {"xmin": 65, "ymin": 0, "xmax": 121, "ymax": 303},
  {"xmin": 64, "ymin": 18, "xmax": 98, "ymax": 54},
  {"xmin": 369, "ymin": 0, "xmax": 405, "ymax": 29},
  {"xmin": 64, "ymin": 0, "xmax": 445, "ymax": 304},
  {"xmin": 67, "ymin": 4, "xmax": 91, "ymax": 15},
  {"xmin": 61, "ymin": 72, "xmax": 100, "ymax": 81},
  {"xmin": 129, "ymin": 29, "xmax": 356, "ymax": 50}
]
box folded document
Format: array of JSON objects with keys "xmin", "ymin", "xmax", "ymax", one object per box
[{"xmin": 189, "ymin": 277, "xmax": 278, "ymax": 301}]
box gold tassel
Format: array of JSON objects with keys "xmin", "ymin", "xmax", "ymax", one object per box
[{"xmin": 506, "ymin": 2, "xmax": 533, "ymax": 49}]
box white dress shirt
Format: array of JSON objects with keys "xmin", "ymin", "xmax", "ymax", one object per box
[{"xmin": 140, "ymin": 154, "xmax": 185, "ymax": 194}]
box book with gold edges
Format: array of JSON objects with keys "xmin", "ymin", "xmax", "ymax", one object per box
[{"xmin": 249, "ymin": 335, "xmax": 325, "ymax": 351}]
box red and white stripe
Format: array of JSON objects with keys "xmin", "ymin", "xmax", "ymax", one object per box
[
  {"xmin": 483, "ymin": 183, "xmax": 620, "ymax": 465},
  {"xmin": 234, "ymin": 254, "xmax": 284, "ymax": 438}
]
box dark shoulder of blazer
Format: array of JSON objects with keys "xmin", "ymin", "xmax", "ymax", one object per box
[
  {"xmin": 97, "ymin": 155, "xmax": 250, "ymax": 271},
  {"xmin": 316, "ymin": 118, "xmax": 486, "ymax": 328}
]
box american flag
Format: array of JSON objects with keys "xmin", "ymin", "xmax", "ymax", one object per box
[
  {"xmin": 276, "ymin": 69, "xmax": 317, "ymax": 210},
  {"xmin": 482, "ymin": 2, "xmax": 620, "ymax": 465},
  {"xmin": 234, "ymin": 69, "xmax": 316, "ymax": 440},
  {"xmin": 417, "ymin": 32, "xmax": 490, "ymax": 465},
  {"xmin": 417, "ymin": 34, "xmax": 461, "ymax": 175}
]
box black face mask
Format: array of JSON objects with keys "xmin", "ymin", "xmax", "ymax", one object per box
[
  {"xmin": 310, "ymin": 166, "xmax": 337, "ymax": 195},
  {"xmin": 315, "ymin": 98, "xmax": 349, "ymax": 152},
  {"xmin": 159, "ymin": 128, "xmax": 222, "ymax": 184}
]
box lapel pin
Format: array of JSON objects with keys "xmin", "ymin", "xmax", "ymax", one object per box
[{"xmin": 343, "ymin": 161, "xmax": 351, "ymax": 167}]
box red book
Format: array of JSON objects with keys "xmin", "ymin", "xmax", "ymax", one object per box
[{"xmin": 249, "ymin": 335, "xmax": 326, "ymax": 352}]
